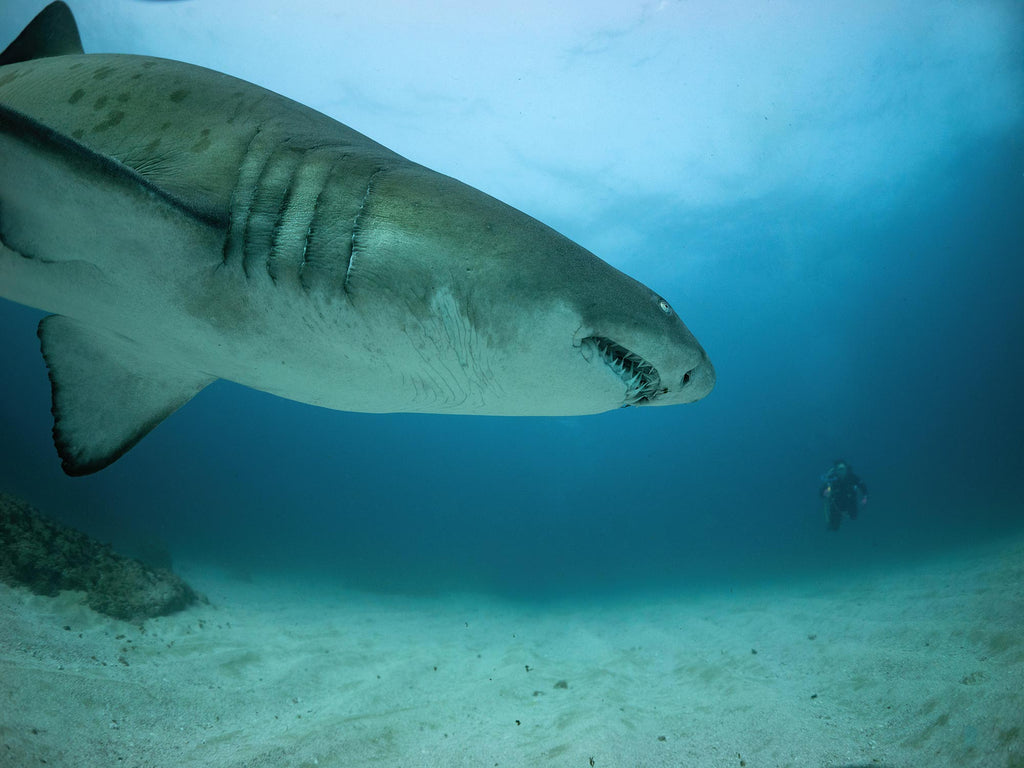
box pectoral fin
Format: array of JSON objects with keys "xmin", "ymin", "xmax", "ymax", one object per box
[{"xmin": 38, "ymin": 315, "xmax": 215, "ymax": 476}]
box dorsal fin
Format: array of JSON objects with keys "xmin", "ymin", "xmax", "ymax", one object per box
[{"xmin": 0, "ymin": 2, "xmax": 83, "ymax": 66}]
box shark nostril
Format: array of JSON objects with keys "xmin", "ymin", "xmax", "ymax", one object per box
[{"xmin": 682, "ymin": 370, "xmax": 692, "ymax": 385}]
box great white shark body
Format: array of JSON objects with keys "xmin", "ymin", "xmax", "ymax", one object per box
[{"xmin": 0, "ymin": 3, "xmax": 714, "ymax": 475}]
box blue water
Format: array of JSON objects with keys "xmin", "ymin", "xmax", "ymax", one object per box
[{"xmin": 1, "ymin": 1, "xmax": 1022, "ymax": 599}]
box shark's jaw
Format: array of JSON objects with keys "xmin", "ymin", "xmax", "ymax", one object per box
[{"xmin": 582, "ymin": 336, "xmax": 664, "ymax": 407}]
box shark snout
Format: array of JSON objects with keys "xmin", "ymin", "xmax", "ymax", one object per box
[{"xmin": 679, "ymin": 355, "xmax": 715, "ymax": 403}]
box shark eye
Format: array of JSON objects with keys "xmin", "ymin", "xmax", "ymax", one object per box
[{"xmin": 658, "ymin": 298, "xmax": 673, "ymax": 315}]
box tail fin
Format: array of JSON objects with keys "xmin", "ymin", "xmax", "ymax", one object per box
[{"xmin": 0, "ymin": 2, "xmax": 83, "ymax": 66}]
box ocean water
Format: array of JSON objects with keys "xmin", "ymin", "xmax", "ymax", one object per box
[{"xmin": 1, "ymin": 0, "xmax": 1022, "ymax": 604}]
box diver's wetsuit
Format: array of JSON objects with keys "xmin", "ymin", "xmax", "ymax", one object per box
[{"xmin": 820, "ymin": 468, "xmax": 867, "ymax": 531}]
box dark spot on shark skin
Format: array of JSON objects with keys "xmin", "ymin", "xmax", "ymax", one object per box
[
  {"xmin": 191, "ymin": 128, "xmax": 211, "ymax": 153},
  {"xmin": 117, "ymin": 92, "xmax": 131, "ymax": 103},
  {"xmin": 93, "ymin": 110, "xmax": 125, "ymax": 133},
  {"xmin": 67, "ymin": 88, "xmax": 85, "ymax": 105},
  {"xmin": 145, "ymin": 137, "xmax": 162, "ymax": 154},
  {"xmin": 998, "ymin": 726, "xmax": 1021, "ymax": 748},
  {"xmin": 0, "ymin": 71, "xmax": 20, "ymax": 88},
  {"xmin": 169, "ymin": 89, "xmax": 189, "ymax": 103},
  {"xmin": 71, "ymin": 129, "xmax": 84, "ymax": 140},
  {"xmin": 92, "ymin": 65, "xmax": 114, "ymax": 80},
  {"xmin": 93, "ymin": 95, "xmax": 108, "ymax": 110}
]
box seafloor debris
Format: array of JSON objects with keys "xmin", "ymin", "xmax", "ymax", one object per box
[{"xmin": 0, "ymin": 492, "xmax": 199, "ymax": 620}]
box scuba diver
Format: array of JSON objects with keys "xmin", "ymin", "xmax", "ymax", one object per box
[{"xmin": 820, "ymin": 460, "xmax": 868, "ymax": 531}]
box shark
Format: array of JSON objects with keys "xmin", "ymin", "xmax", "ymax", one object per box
[{"xmin": 0, "ymin": 2, "xmax": 714, "ymax": 476}]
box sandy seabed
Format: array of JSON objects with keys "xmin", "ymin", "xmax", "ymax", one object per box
[{"xmin": 1, "ymin": 533, "xmax": 1022, "ymax": 768}]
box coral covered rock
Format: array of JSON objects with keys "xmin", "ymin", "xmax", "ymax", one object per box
[{"xmin": 0, "ymin": 493, "xmax": 199, "ymax": 620}]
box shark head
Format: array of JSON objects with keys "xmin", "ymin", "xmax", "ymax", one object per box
[
  {"xmin": 575, "ymin": 285, "xmax": 716, "ymax": 410},
  {"xmin": 342, "ymin": 165, "xmax": 715, "ymax": 416},
  {"xmin": 504, "ymin": 248, "xmax": 716, "ymax": 415}
]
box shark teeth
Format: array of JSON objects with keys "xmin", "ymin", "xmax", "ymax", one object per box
[{"xmin": 584, "ymin": 337, "xmax": 663, "ymax": 406}]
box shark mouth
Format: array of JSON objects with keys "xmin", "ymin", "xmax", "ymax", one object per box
[{"xmin": 583, "ymin": 336, "xmax": 663, "ymax": 406}]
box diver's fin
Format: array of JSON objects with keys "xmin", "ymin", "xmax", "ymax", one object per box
[
  {"xmin": 38, "ymin": 316, "xmax": 215, "ymax": 476},
  {"xmin": 0, "ymin": 2, "xmax": 83, "ymax": 66}
]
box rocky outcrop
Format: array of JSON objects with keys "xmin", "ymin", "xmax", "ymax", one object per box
[{"xmin": 0, "ymin": 493, "xmax": 200, "ymax": 620}]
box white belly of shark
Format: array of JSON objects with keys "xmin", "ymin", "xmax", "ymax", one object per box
[{"xmin": 0, "ymin": 2, "xmax": 714, "ymax": 475}]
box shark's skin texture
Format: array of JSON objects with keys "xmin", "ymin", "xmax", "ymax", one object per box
[{"xmin": 0, "ymin": 3, "xmax": 714, "ymax": 475}]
